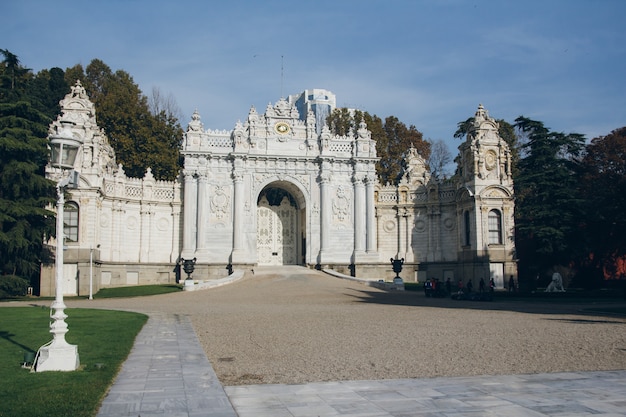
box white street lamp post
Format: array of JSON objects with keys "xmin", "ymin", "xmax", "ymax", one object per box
[
  {"xmin": 34, "ymin": 121, "xmax": 81, "ymax": 372},
  {"xmin": 89, "ymin": 247, "xmax": 93, "ymax": 300}
]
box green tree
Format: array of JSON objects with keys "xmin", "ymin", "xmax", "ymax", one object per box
[
  {"xmin": 577, "ymin": 127, "xmax": 626, "ymax": 283},
  {"xmin": 326, "ymin": 107, "xmax": 354, "ymax": 136},
  {"xmin": 66, "ymin": 59, "xmax": 183, "ymax": 180},
  {"xmin": 0, "ymin": 51, "xmax": 56, "ymax": 284},
  {"xmin": 0, "ymin": 49, "xmax": 30, "ymax": 93},
  {"xmin": 453, "ymin": 117, "xmax": 474, "ymax": 140},
  {"xmin": 27, "ymin": 67, "xmax": 69, "ymax": 119},
  {"xmin": 514, "ymin": 116, "xmax": 585, "ymax": 287},
  {"xmin": 327, "ymin": 109, "xmax": 430, "ymax": 185},
  {"xmin": 379, "ymin": 116, "xmax": 429, "ymax": 184}
]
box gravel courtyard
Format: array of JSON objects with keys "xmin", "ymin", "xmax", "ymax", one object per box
[{"xmin": 65, "ymin": 266, "xmax": 626, "ymax": 386}]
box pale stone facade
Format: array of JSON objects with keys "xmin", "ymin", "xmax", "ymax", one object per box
[
  {"xmin": 374, "ymin": 104, "xmax": 516, "ymax": 287},
  {"xmin": 40, "ymin": 82, "xmax": 516, "ymax": 296}
]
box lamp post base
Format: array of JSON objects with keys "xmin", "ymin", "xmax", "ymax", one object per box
[
  {"xmin": 34, "ymin": 342, "xmax": 79, "ymax": 372},
  {"xmin": 184, "ymin": 279, "xmax": 195, "ymax": 291}
]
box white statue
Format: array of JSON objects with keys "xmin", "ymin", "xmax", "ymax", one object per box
[{"xmin": 545, "ymin": 272, "xmax": 565, "ymax": 292}]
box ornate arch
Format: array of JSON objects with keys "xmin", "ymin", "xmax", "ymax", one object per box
[{"xmin": 252, "ymin": 175, "xmax": 309, "ymax": 210}]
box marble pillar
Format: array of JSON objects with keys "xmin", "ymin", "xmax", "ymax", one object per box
[{"xmin": 182, "ymin": 172, "xmax": 197, "ymax": 258}]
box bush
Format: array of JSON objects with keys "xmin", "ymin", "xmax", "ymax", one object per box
[{"xmin": 0, "ymin": 274, "xmax": 30, "ymax": 298}]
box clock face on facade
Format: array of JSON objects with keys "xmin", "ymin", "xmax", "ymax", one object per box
[{"xmin": 274, "ymin": 122, "xmax": 290, "ymax": 135}]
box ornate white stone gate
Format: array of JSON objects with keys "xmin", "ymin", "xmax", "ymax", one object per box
[
  {"xmin": 40, "ymin": 84, "xmax": 518, "ymax": 295},
  {"xmin": 180, "ymin": 93, "xmax": 379, "ymax": 271},
  {"xmin": 257, "ymin": 196, "xmax": 298, "ymax": 265}
]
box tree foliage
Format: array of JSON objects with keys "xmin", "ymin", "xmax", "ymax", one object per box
[
  {"xmin": 26, "ymin": 67, "xmax": 69, "ymax": 119},
  {"xmin": 514, "ymin": 116, "xmax": 586, "ymax": 283},
  {"xmin": 326, "ymin": 108, "xmax": 430, "ymax": 185},
  {"xmin": 1, "ymin": 51, "xmax": 186, "ymax": 287},
  {"xmin": 455, "ymin": 110, "xmax": 626, "ymax": 287},
  {"xmin": 0, "ymin": 274, "xmax": 30, "ymax": 297},
  {"xmin": 0, "ymin": 51, "xmax": 56, "ymax": 281},
  {"xmin": 0, "ymin": 49, "xmax": 30, "ymax": 93},
  {"xmin": 65, "ymin": 60, "xmax": 183, "ymax": 180},
  {"xmin": 578, "ymin": 127, "xmax": 626, "ymax": 281},
  {"xmin": 453, "ymin": 117, "xmax": 474, "ymax": 140}
]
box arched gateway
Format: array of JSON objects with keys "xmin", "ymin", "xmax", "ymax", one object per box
[
  {"xmin": 256, "ymin": 183, "xmax": 304, "ymax": 266},
  {"xmin": 180, "ymin": 92, "xmax": 379, "ymax": 277},
  {"xmin": 40, "ymin": 84, "xmax": 517, "ymax": 295}
]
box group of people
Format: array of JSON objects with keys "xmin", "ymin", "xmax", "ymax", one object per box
[
  {"xmin": 424, "ymin": 275, "xmax": 517, "ymax": 299},
  {"xmin": 423, "ymin": 278, "xmax": 446, "ymax": 297},
  {"xmin": 456, "ymin": 277, "xmax": 496, "ymax": 295}
]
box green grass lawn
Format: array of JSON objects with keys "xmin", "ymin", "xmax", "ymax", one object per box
[
  {"xmin": 2, "ymin": 284, "xmax": 183, "ymax": 303},
  {"xmin": 0, "ymin": 307, "xmax": 147, "ymax": 417},
  {"xmin": 94, "ymin": 283, "xmax": 182, "ymax": 298}
]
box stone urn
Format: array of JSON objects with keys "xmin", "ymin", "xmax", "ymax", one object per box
[{"xmin": 181, "ymin": 258, "xmax": 196, "ymax": 281}]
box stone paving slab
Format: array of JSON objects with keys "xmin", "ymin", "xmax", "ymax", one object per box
[
  {"xmin": 98, "ymin": 313, "xmax": 626, "ymax": 417},
  {"xmin": 91, "ymin": 272, "xmax": 626, "ymax": 417},
  {"xmin": 96, "ymin": 313, "xmax": 237, "ymax": 417},
  {"xmin": 94, "ymin": 307, "xmax": 626, "ymax": 416},
  {"xmin": 225, "ymin": 370, "xmax": 626, "ymax": 417}
]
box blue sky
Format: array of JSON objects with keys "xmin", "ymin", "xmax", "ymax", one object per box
[{"xmin": 4, "ymin": 0, "xmax": 625, "ymax": 156}]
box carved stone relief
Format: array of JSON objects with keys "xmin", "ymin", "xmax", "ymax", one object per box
[
  {"xmin": 332, "ymin": 185, "xmax": 351, "ymax": 223},
  {"xmin": 211, "ymin": 186, "xmax": 230, "ymax": 220}
]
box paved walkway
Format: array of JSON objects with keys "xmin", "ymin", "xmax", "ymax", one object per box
[
  {"xmin": 97, "ymin": 312, "xmax": 626, "ymax": 417},
  {"xmin": 96, "ymin": 313, "xmax": 237, "ymax": 417},
  {"xmin": 226, "ymin": 371, "xmax": 626, "ymax": 416}
]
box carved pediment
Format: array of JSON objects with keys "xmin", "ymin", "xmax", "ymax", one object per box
[{"xmin": 480, "ymin": 186, "xmax": 511, "ymax": 199}]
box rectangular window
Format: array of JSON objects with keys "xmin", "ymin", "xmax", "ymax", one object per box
[
  {"xmin": 464, "ymin": 211, "xmax": 471, "ymax": 246},
  {"xmin": 488, "ymin": 210, "xmax": 502, "ymax": 245},
  {"xmin": 63, "ymin": 203, "xmax": 79, "ymax": 242}
]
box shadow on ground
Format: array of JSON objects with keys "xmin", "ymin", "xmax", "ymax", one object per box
[{"xmin": 345, "ymin": 286, "xmax": 626, "ymax": 319}]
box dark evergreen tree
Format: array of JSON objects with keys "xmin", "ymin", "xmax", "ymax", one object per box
[
  {"xmin": 27, "ymin": 67, "xmax": 69, "ymax": 119},
  {"xmin": 0, "ymin": 51, "xmax": 56, "ymax": 286},
  {"xmin": 453, "ymin": 117, "xmax": 474, "ymax": 140},
  {"xmin": 0, "ymin": 49, "xmax": 30, "ymax": 94},
  {"xmin": 514, "ymin": 116, "xmax": 585, "ymax": 287}
]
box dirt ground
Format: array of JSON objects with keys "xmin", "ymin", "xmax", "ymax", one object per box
[{"xmin": 24, "ymin": 266, "xmax": 626, "ymax": 385}]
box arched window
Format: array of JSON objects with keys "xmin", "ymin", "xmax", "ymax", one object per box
[
  {"xmin": 488, "ymin": 209, "xmax": 502, "ymax": 245},
  {"xmin": 64, "ymin": 202, "xmax": 79, "ymax": 242},
  {"xmin": 464, "ymin": 210, "xmax": 471, "ymax": 246}
]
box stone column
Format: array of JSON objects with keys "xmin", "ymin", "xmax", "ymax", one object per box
[
  {"xmin": 196, "ymin": 173, "xmax": 208, "ymax": 254},
  {"xmin": 170, "ymin": 203, "xmax": 181, "ymax": 263},
  {"xmin": 111, "ymin": 201, "xmax": 120, "ymax": 262},
  {"xmin": 405, "ymin": 208, "xmax": 414, "ymax": 262},
  {"xmin": 231, "ymin": 170, "xmax": 245, "ymax": 262},
  {"xmin": 365, "ymin": 175, "xmax": 377, "ymax": 253},
  {"xmin": 139, "ymin": 202, "xmax": 152, "ymax": 262},
  {"xmin": 318, "ymin": 170, "xmax": 331, "ymax": 264},
  {"xmin": 182, "ymin": 171, "xmax": 197, "ymax": 258},
  {"xmin": 353, "ymin": 174, "xmax": 365, "ymax": 258},
  {"xmin": 397, "ymin": 207, "xmax": 405, "ymax": 260},
  {"xmin": 427, "ymin": 206, "xmax": 441, "ymax": 262}
]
